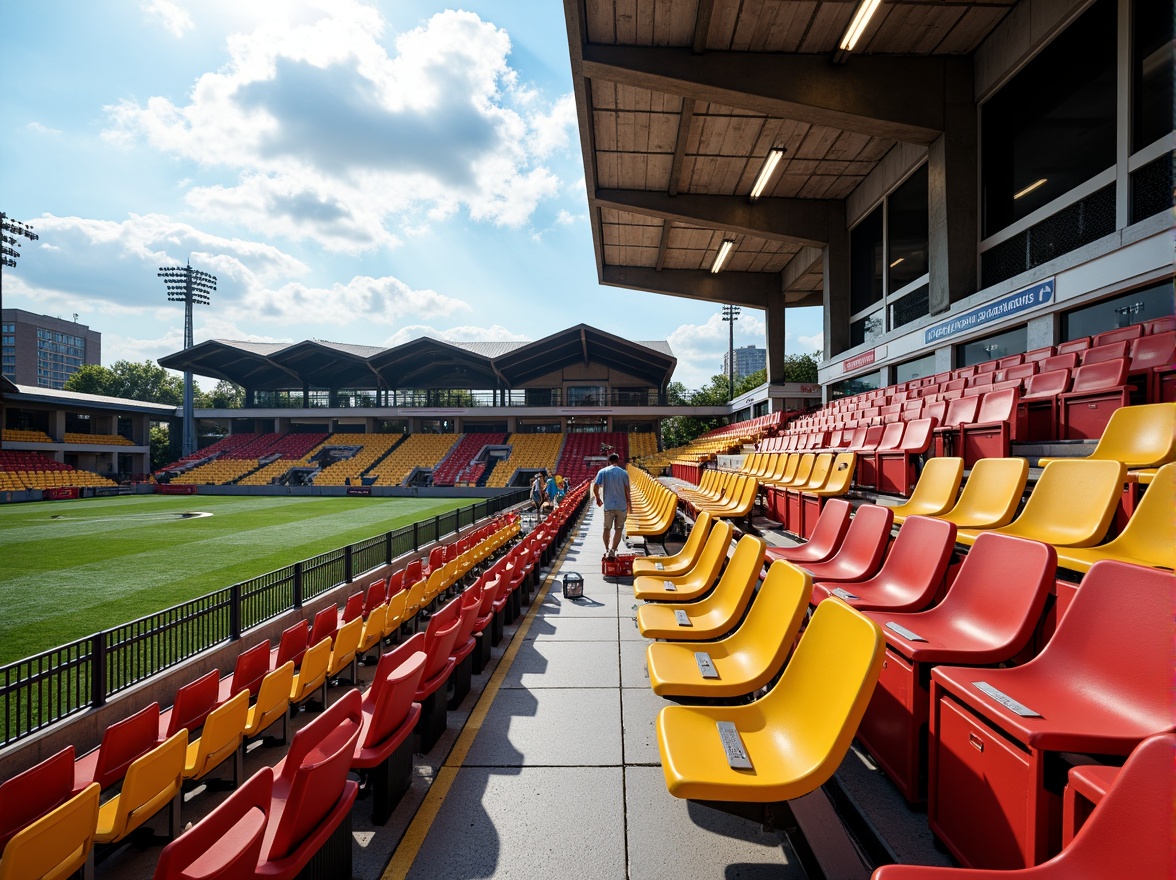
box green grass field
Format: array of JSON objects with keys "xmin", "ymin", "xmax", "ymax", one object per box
[{"xmin": 0, "ymin": 494, "xmax": 470, "ymax": 666}]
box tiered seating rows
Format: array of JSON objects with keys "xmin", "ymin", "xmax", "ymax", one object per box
[
  {"xmin": 431, "ymin": 433, "xmax": 506, "ymax": 486},
  {"xmin": 0, "ymin": 451, "xmax": 117, "ymax": 490}
]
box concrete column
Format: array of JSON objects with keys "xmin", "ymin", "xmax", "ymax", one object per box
[
  {"xmin": 822, "ymin": 203, "xmax": 851, "ymax": 358},
  {"xmin": 1026, "ymin": 314, "xmax": 1055, "ymax": 351},
  {"xmin": 928, "ymin": 61, "xmax": 978, "ymax": 313},
  {"xmin": 764, "ymin": 295, "xmax": 788, "ymax": 385},
  {"xmin": 52, "ymin": 410, "xmax": 65, "ymax": 441},
  {"xmin": 934, "ymin": 346, "xmax": 953, "ymax": 374}
]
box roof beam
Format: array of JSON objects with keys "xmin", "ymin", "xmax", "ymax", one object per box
[
  {"xmin": 667, "ymin": 98, "xmax": 695, "ymax": 197},
  {"xmin": 601, "ymin": 265, "xmax": 777, "ymax": 309},
  {"xmin": 692, "ymin": 0, "xmax": 714, "ymax": 54},
  {"xmin": 595, "ymin": 189, "xmax": 836, "ymax": 246},
  {"xmin": 580, "ymin": 45, "xmax": 956, "ymax": 144}
]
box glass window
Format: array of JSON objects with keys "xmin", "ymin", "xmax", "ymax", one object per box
[
  {"xmin": 957, "ymin": 326, "xmax": 1029, "ymax": 367},
  {"xmin": 894, "ymin": 354, "xmax": 937, "ymax": 384},
  {"xmin": 981, "ymin": 0, "xmax": 1117, "ymax": 237},
  {"xmin": 887, "ymin": 165, "xmax": 929, "ymax": 290},
  {"xmin": 829, "ymin": 371, "xmax": 882, "ymax": 399},
  {"xmin": 850, "ymin": 205, "xmax": 884, "ymax": 315},
  {"xmin": 1132, "ymin": 0, "xmax": 1173, "ymax": 151},
  {"xmin": 850, "ymin": 312, "xmax": 884, "ymax": 348},
  {"xmin": 1063, "ymin": 281, "xmax": 1175, "ymax": 340}
]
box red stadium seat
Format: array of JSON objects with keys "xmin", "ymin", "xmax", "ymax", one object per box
[
  {"xmin": 794, "ymin": 504, "xmax": 893, "ymax": 584},
  {"xmin": 257, "ymin": 690, "xmax": 362, "ymax": 880},
  {"xmin": 859, "ymin": 422, "xmax": 904, "ymax": 489},
  {"xmin": 1038, "ymin": 352, "xmax": 1078, "ymax": 372},
  {"xmin": 809, "ymin": 515, "xmax": 956, "ymax": 614},
  {"xmin": 152, "ymin": 767, "xmax": 273, "ymax": 880},
  {"xmin": 1078, "ymin": 339, "xmax": 1128, "ymax": 365},
  {"xmin": 873, "ymin": 733, "xmax": 1174, "ymax": 880},
  {"xmin": 960, "ymin": 388, "xmax": 1018, "ymax": 466},
  {"xmin": 219, "ymin": 640, "xmax": 271, "ymax": 702},
  {"xmin": 1058, "ymin": 358, "xmax": 1131, "ymax": 439},
  {"xmin": 271, "ymin": 621, "xmax": 309, "ymax": 672},
  {"xmin": 414, "ymin": 613, "xmax": 461, "ymax": 753},
  {"xmin": 1091, "ymin": 324, "xmax": 1142, "ymax": 346},
  {"xmin": 876, "ymin": 417, "xmax": 938, "ymax": 496},
  {"xmin": 856, "ymin": 533, "xmax": 1055, "ymax": 801},
  {"xmin": 927, "ymin": 560, "xmax": 1171, "ymax": 869},
  {"xmin": 1142, "ymin": 314, "xmax": 1176, "ymax": 334},
  {"xmin": 308, "ymin": 605, "xmax": 337, "ymax": 649},
  {"xmin": 931, "ymin": 396, "xmax": 979, "ymax": 457},
  {"xmin": 1127, "ymin": 330, "xmax": 1174, "ymax": 403},
  {"xmin": 1022, "ymin": 345, "xmax": 1054, "ymax": 364},
  {"xmin": 159, "ymin": 670, "xmax": 220, "ymax": 739},
  {"xmin": 338, "ymin": 591, "xmax": 365, "ymax": 626},
  {"xmin": 0, "ymin": 746, "xmax": 76, "ymax": 856},
  {"xmin": 353, "ymin": 648, "xmax": 426, "ymax": 824},
  {"xmin": 1054, "ymin": 336, "xmax": 1090, "ymax": 355},
  {"xmin": 764, "ymin": 497, "xmax": 852, "ymax": 566},
  {"xmin": 363, "ymin": 579, "xmax": 387, "ymax": 618},
  {"xmin": 75, "ymin": 701, "xmax": 164, "ymax": 791},
  {"xmin": 447, "ymin": 584, "xmax": 485, "ymax": 709},
  {"xmin": 1015, "ymin": 368, "xmax": 1070, "ymax": 441}
]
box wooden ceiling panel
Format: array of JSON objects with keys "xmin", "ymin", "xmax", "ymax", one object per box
[
  {"xmin": 732, "ymin": 0, "xmax": 819, "ymax": 52},
  {"xmin": 615, "ymin": 0, "xmax": 639, "ymax": 44},
  {"xmin": 653, "ymin": 0, "xmax": 700, "ymax": 46},
  {"xmin": 645, "ymin": 153, "xmax": 675, "ymax": 189},
  {"xmin": 792, "ymin": 124, "xmax": 848, "ymax": 160},
  {"xmin": 585, "ymin": 0, "xmax": 618, "ymax": 44},
  {"xmin": 600, "ymin": 208, "xmax": 663, "ymax": 227},
  {"xmin": 865, "ymin": 3, "xmax": 968, "ymax": 54},
  {"xmin": 797, "ymin": 1, "xmax": 854, "ymax": 52},
  {"xmin": 647, "ymin": 111, "xmax": 681, "ymax": 152},
  {"xmin": 668, "ymin": 225, "xmax": 720, "ymax": 251},
  {"xmin": 705, "ymin": 0, "xmax": 742, "ymax": 50},
  {"xmin": 933, "ymin": 5, "xmax": 1014, "ymax": 54},
  {"xmin": 604, "ymin": 244, "xmax": 661, "ymax": 267}
]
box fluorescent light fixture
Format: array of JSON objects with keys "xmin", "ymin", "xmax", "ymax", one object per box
[
  {"xmin": 889, "ymin": 257, "xmax": 904, "ymax": 268},
  {"xmin": 839, "ymin": 0, "xmax": 883, "ymax": 51},
  {"xmin": 710, "ymin": 239, "xmax": 736, "ymax": 274},
  {"xmin": 749, "ymin": 147, "xmax": 786, "ymax": 200},
  {"xmin": 1014, "ymin": 178, "xmax": 1048, "ymax": 200}
]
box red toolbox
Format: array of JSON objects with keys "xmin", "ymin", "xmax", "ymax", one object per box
[{"xmin": 602, "ymin": 554, "xmax": 637, "ymax": 577}]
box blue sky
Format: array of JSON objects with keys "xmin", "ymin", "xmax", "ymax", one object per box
[{"xmin": 1, "ymin": 0, "xmax": 823, "ymax": 392}]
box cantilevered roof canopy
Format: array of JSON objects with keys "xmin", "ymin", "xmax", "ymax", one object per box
[
  {"xmin": 564, "ymin": 0, "xmax": 1013, "ymax": 309},
  {"xmin": 157, "ymin": 324, "xmax": 676, "ymax": 392}
]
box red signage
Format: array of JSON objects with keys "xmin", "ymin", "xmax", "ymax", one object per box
[{"xmin": 843, "ymin": 349, "xmax": 877, "ymax": 373}]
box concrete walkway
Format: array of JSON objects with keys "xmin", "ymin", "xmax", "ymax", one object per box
[{"xmin": 392, "ymin": 503, "xmax": 801, "ymax": 880}]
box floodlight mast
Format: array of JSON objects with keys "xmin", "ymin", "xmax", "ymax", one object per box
[
  {"xmin": 158, "ymin": 261, "xmax": 215, "ymax": 457},
  {"xmin": 0, "ymin": 211, "xmax": 40, "ymax": 452},
  {"xmin": 722, "ymin": 304, "xmax": 741, "ymax": 400}
]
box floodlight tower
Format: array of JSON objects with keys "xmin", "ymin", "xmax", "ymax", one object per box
[
  {"xmin": 0, "ymin": 212, "xmax": 40, "ymax": 451},
  {"xmin": 159, "ymin": 261, "xmax": 215, "ymax": 457},
  {"xmin": 722, "ymin": 304, "xmax": 741, "ymax": 400}
]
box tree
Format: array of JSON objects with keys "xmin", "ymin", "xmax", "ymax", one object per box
[
  {"xmin": 207, "ymin": 380, "xmax": 245, "ymax": 409},
  {"xmin": 64, "ymin": 360, "xmax": 184, "ymax": 405},
  {"xmin": 149, "ymin": 424, "xmax": 174, "ymax": 470},
  {"xmin": 781, "ymin": 353, "xmax": 820, "ymax": 384}
]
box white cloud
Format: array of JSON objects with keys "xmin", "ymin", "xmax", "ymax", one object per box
[
  {"xmin": 667, "ymin": 311, "xmax": 767, "ymax": 390},
  {"xmin": 242, "ymin": 275, "xmax": 469, "ymax": 329},
  {"xmin": 104, "ymin": 6, "xmax": 574, "ymax": 248},
  {"xmin": 796, "ymin": 332, "xmax": 824, "ymax": 357},
  {"xmin": 142, "ymin": 0, "xmax": 194, "ymax": 37},
  {"xmin": 26, "ymin": 121, "xmax": 61, "ymax": 136},
  {"xmin": 383, "ymin": 323, "xmax": 528, "ymax": 347},
  {"xmin": 555, "ymin": 209, "xmax": 582, "ymax": 225}
]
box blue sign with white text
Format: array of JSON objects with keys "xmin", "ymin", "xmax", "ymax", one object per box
[{"xmin": 925, "ymin": 279, "xmax": 1055, "ymax": 344}]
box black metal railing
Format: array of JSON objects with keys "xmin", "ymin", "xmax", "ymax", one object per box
[{"xmin": 0, "ymin": 490, "xmax": 527, "ymax": 747}]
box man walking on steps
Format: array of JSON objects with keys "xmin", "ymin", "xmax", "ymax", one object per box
[{"xmin": 593, "ymin": 452, "xmax": 632, "ymax": 558}]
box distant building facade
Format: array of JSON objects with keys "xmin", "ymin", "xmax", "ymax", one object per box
[
  {"xmin": 722, "ymin": 345, "xmax": 766, "ymax": 381},
  {"xmin": 1, "ymin": 309, "xmax": 101, "ymax": 390}
]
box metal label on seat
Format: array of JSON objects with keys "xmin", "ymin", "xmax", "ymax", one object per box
[
  {"xmin": 973, "ymin": 681, "xmax": 1041, "ymax": 717},
  {"xmin": 674, "ymin": 609, "xmax": 692, "ymax": 626},
  {"xmin": 717, "ymin": 721, "xmax": 753, "ymax": 770},
  {"xmin": 885, "ymin": 621, "xmax": 927, "ymax": 641},
  {"xmin": 694, "ymin": 652, "xmax": 719, "ymax": 678},
  {"xmin": 831, "ymin": 587, "xmax": 859, "ymax": 601},
  {"xmin": 655, "ymin": 562, "xmax": 664, "ymax": 571},
  {"xmin": 663, "ymin": 580, "xmax": 677, "ymax": 591}
]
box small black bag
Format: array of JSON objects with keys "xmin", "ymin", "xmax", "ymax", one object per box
[{"xmin": 561, "ymin": 572, "xmax": 584, "ymax": 599}]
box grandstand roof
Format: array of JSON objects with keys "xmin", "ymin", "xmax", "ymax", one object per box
[
  {"xmin": 564, "ymin": 0, "xmax": 1013, "ymax": 310},
  {"xmin": 159, "ymin": 323, "xmax": 677, "ymax": 391},
  {"xmin": 8, "ymin": 384, "xmax": 179, "ymax": 415}
]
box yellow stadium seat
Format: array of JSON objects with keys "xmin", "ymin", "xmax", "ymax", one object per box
[
  {"xmin": 647, "ymin": 561, "xmax": 810, "ymax": 699},
  {"xmin": 955, "ymin": 458, "xmax": 1125, "ymax": 548},
  {"xmin": 632, "ymin": 519, "xmax": 734, "ymax": 601},
  {"xmin": 632, "ymin": 510, "xmax": 714, "ymax": 577},
  {"xmin": 0, "ymin": 782, "xmax": 99, "ymax": 880},
  {"xmin": 1037, "ymin": 402, "xmax": 1176, "ymax": 473},
  {"xmin": 327, "ymin": 617, "xmax": 363, "ymax": 683},
  {"xmin": 636, "ymin": 535, "xmax": 766, "ymax": 639},
  {"xmin": 183, "ymin": 689, "xmax": 249, "ymax": 785},
  {"xmin": 656, "ymin": 597, "xmax": 884, "ymax": 802},
  {"xmin": 887, "ymin": 457, "xmax": 965, "ymax": 524},
  {"xmin": 358, "ymin": 603, "xmax": 388, "ymax": 660},
  {"xmin": 1055, "ymin": 462, "xmax": 1175, "ymax": 572},
  {"xmin": 94, "ymin": 731, "xmax": 187, "ymax": 845},
  {"xmin": 289, "ymin": 638, "xmax": 331, "ymax": 709},
  {"xmin": 931, "ymin": 457, "xmax": 1028, "ymax": 530},
  {"xmin": 245, "ymin": 661, "xmax": 295, "ymax": 744}
]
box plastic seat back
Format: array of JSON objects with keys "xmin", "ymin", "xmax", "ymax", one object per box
[
  {"xmin": 1080, "ymin": 462, "xmax": 1175, "ymax": 566},
  {"xmin": 363, "ymin": 580, "xmax": 387, "ymax": 617},
  {"xmin": 851, "ymin": 425, "xmax": 884, "ymax": 453},
  {"xmin": 267, "ymin": 691, "xmax": 362, "ymax": 863},
  {"xmin": 384, "ymin": 587, "xmax": 409, "ymax": 636},
  {"xmin": 1080, "ymin": 340, "xmax": 1129, "ymax": 365},
  {"xmin": 726, "ymin": 562, "xmax": 811, "ymax": 682},
  {"xmin": 1040, "ymin": 352, "xmax": 1078, "ymax": 372},
  {"xmin": 838, "ymin": 515, "xmax": 956, "ymax": 608},
  {"xmin": 937, "ymin": 457, "xmax": 1028, "ymax": 529},
  {"xmin": 973, "ymin": 387, "xmax": 1017, "ymax": 424},
  {"xmin": 152, "ymin": 768, "xmax": 272, "ymax": 880},
  {"xmin": 0, "ymin": 746, "xmax": 75, "ymax": 854},
  {"xmin": 895, "ymin": 418, "xmax": 936, "ymax": 453},
  {"xmin": 922, "ymin": 400, "xmax": 947, "ymax": 424},
  {"xmin": 1055, "ymin": 337, "xmax": 1090, "ymax": 355},
  {"xmin": 1081, "ymin": 402, "xmax": 1176, "ymax": 467},
  {"xmin": 938, "ymin": 395, "xmax": 980, "ymax": 429},
  {"xmin": 274, "ymin": 621, "xmax": 309, "ymax": 670},
  {"xmin": 361, "ymin": 652, "xmax": 427, "ymax": 752},
  {"xmin": 417, "ymin": 618, "xmax": 462, "ymax": 697},
  {"xmin": 662, "ymin": 519, "xmax": 734, "ymax": 588},
  {"xmin": 340, "ymin": 592, "xmax": 365, "ymax": 624},
  {"xmin": 1129, "ymin": 330, "xmax": 1175, "ymax": 373},
  {"xmin": 813, "ymin": 452, "xmax": 856, "ymax": 495},
  {"xmin": 874, "ymin": 422, "xmax": 905, "ymax": 453},
  {"xmin": 760, "ymin": 599, "xmax": 885, "ymax": 791},
  {"xmin": 635, "ymin": 510, "xmax": 712, "ymax": 574},
  {"xmin": 82, "ymin": 701, "xmax": 163, "ymax": 789},
  {"xmin": 1000, "ymin": 459, "xmax": 1125, "ymax": 546},
  {"xmin": 227, "ymin": 640, "xmax": 270, "ymax": 699},
  {"xmin": 1001, "ymin": 362, "xmax": 1037, "ymax": 383},
  {"xmin": 308, "ymin": 606, "xmax": 337, "ymax": 648},
  {"xmin": 804, "ymin": 504, "xmax": 894, "ymax": 579},
  {"xmin": 1022, "ymin": 367, "xmax": 1070, "ymax": 398},
  {"xmin": 769, "ymin": 498, "xmax": 853, "ymax": 564},
  {"xmin": 247, "ymin": 662, "xmax": 295, "ymax": 738},
  {"xmin": 290, "ymin": 638, "xmax": 331, "ymax": 704},
  {"xmin": 1068, "ymin": 358, "xmax": 1129, "ymax": 393},
  {"xmin": 95, "ymin": 730, "xmax": 187, "ymax": 844},
  {"xmin": 328, "ymin": 617, "xmax": 364, "ymax": 677},
  {"xmin": 889, "ymin": 457, "xmax": 964, "ymax": 521},
  {"xmin": 797, "ymin": 453, "xmax": 834, "ymax": 490},
  {"xmin": 0, "ymin": 782, "xmax": 99, "ymax": 880},
  {"xmin": 185, "ymin": 690, "xmax": 249, "ymax": 780},
  {"xmin": 1093, "ymin": 325, "xmax": 1142, "ymax": 346}
]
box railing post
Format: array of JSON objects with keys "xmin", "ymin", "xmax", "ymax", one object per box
[
  {"xmin": 385, "ymin": 531, "xmax": 393, "ymax": 565},
  {"xmin": 91, "ymin": 633, "xmax": 107, "ymax": 709},
  {"xmin": 412, "ymin": 521, "xmax": 419, "ymax": 551},
  {"xmin": 345, "ymin": 545, "xmax": 354, "ymax": 583},
  {"xmin": 434, "ymin": 514, "xmax": 442, "ymax": 539},
  {"xmin": 230, "ymin": 584, "xmax": 242, "ymax": 640},
  {"xmin": 293, "ymin": 562, "xmax": 303, "ymax": 609}
]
